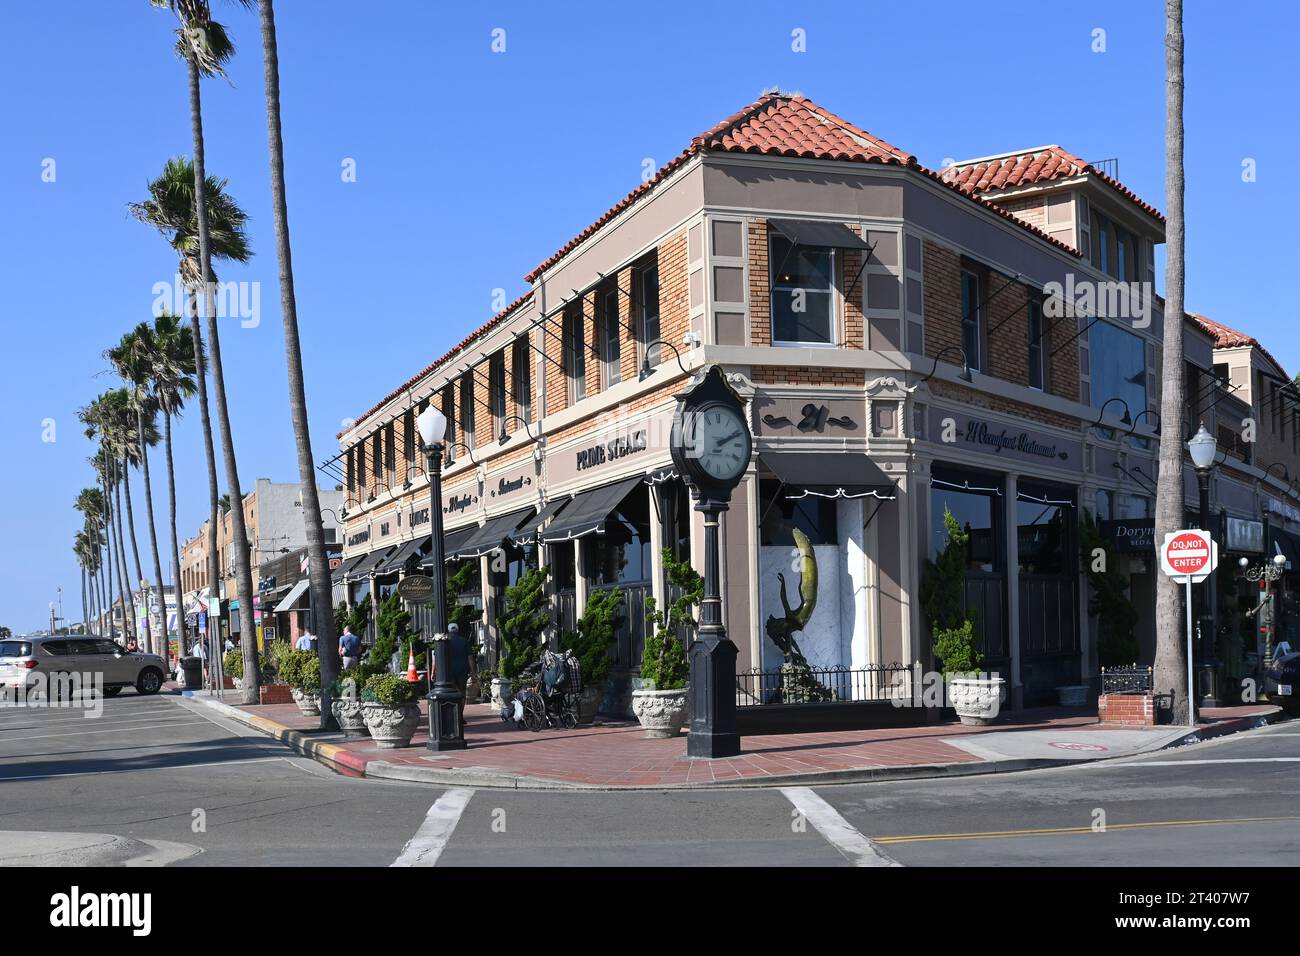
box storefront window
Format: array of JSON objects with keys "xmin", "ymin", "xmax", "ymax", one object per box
[
  {"xmin": 930, "ymin": 471, "xmax": 1002, "ymax": 572},
  {"xmin": 1089, "ymin": 320, "xmax": 1147, "ymax": 429},
  {"xmin": 1017, "ymin": 485, "xmax": 1075, "ymax": 576},
  {"xmin": 551, "ymin": 546, "xmax": 576, "ymax": 592},
  {"xmin": 506, "ymin": 543, "xmax": 536, "ymax": 588},
  {"xmin": 589, "ymin": 489, "xmax": 651, "ymax": 586},
  {"xmin": 760, "ymin": 480, "xmax": 839, "ymax": 547}
]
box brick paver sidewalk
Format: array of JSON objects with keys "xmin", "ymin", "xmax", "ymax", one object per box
[{"xmin": 187, "ymin": 690, "xmax": 1280, "ymax": 789}]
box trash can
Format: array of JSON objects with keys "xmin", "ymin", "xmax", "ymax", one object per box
[{"xmin": 180, "ymin": 656, "xmax": 203, "ymax": 689}]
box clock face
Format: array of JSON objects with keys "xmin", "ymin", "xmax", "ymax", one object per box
[{"xmin": 688, "ymin": 405, "xmax": 751, "ymax": 482}]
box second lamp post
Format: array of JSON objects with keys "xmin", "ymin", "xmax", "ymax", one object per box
[
  {"xmin": 416, "ymin": 406, "xmax": 467, "ymax": 751},
  {"xmin": 1187, "ymin": 422, "xmax": 1221, "ymax": 707}
]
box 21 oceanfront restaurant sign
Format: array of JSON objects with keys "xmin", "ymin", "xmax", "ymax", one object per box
[{"xmin": 927, "ymin": 406, "xmax": 1080, "ymax": 467}]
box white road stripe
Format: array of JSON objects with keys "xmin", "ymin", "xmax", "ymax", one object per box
[
  {"xmin": 0, "ymin": 720, "xmax": 209, "ymax": 742},
  {"xmin": 0, "ymin": 755, "xmax": 288, "ymax": 782},
  {"xmin": 781, "ymin": 787, "xmax": 900, "ymax": 867},
  {"xmin": 391, "ymin": 789, "xmax": 474, "ymax": 868},
  {"xmin": 0, "ymin": 711, "xmax": 196, "ymax": 728}
]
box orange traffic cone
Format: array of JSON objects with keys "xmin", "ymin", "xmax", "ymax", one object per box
[{"xmin": 407, "ymin": 647, "xmax": 418, "ymax": 683}]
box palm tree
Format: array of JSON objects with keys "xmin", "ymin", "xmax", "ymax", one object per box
[
  {"xmin": 150, "ymin": 313, "xmax": 198, "ymax": 650},
  {"xmin": 1155, "ymin": 0, "xmax": 1189, "ymax": 724},
  {"xmin": 74, "ymin": 532, "xmax": 96, "ymax": 635},
  {"xmin": 131, "ymin": 156, "xmax": 247, "ymax": 665},
  {"xmin": 106, "ymin": 387, "xmax": 159, "ymax": 653},
  {"xmin": 81, "ymin": 400, "xmax": 134, "ymax": 643},
  {"xmin": 76, "ymin": 487, "xmax": 109, "ymax": 634},
  {"xmin": 255, "ymin": 0, "xmax": 339, "ymax": 727}
]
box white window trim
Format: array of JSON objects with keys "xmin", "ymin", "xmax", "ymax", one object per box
[{"xmin": 771, "ymin": 243, "xmax": 838, "ymax": 348}]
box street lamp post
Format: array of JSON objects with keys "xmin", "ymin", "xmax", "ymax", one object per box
[
  {"xmin": 417, "ymin": 406, "xmax": 466, "ymax": 752},
  {"xmin": 1187, "ymin": 422, "xmax": 1220, "ymax": 707},
  {"xmin": 1240, "ymin": 553, "xmax": 1288, "ymax": 671}
]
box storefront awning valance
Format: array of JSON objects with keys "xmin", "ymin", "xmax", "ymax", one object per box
[
  {"xmin": 645, "ymin": 467, "xmax": 679, "ymax": 485},
  {"xmin": 540, "ymin": 475, "xmax": 644, "ymax": 544},
  {"xmin": 1269, "ymin": 527, "xmax": 1300, "ymax": 568},
  {"xmin": 508, "ymin": 497, "xmax": 570, "ymax": 546},
  {"xmin": 348, "ymin": 546, "xmax": 395, "ymax": 578},
  {"xmin": 762, "ymin": 452, "xmax": 896, "ymax": 500},
  {"xmin": 272, "ymin": 579, "xmax": 310, "ymax": 614},
  {"xmin": 333, "ymin": 554, "xmax": 367, "ymax": 583},
  {"xmin": 378, "ymin": 537, "xmax": 427, "ymax": 574},
  {"xmin": 423, "ymin": 525, "xmax": 477, "ymax": 568},
  {"xmin": 448, "ymin": 508, "xmax": 536, "ymax": 560},
  {"xmin": 768, "ymin": 218, "xmax": 872, "ymax": 251}
]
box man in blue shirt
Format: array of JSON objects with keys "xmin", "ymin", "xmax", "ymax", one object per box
[{"xmin": 339, "ymin": 626, "xmax": 362, "ymax": 669}]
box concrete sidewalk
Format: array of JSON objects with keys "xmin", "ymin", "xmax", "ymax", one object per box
[{"xmin": 173, "ymin": 690, "xmax": 1282, "ymax": 790}]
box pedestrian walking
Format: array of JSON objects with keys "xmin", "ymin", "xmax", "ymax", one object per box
[
  {"xmin": 445, "ymin": 622, "xmax": 474, "ymax": 724},
  {"xmin": 295, "ymin": 628, "xmax": 314, "ymax": 652},
  {"xmin": 338, "ymin": 625, "xmax": 361, "ymax": 670}
]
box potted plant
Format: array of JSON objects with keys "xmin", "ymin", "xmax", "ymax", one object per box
[
  {"xmin": 328, "ymin": 668, "xmax": 370, "ymax": 737},
  {"xmin": 633, "ymin": 550, "xmax": 698, "ymax": 738},
  {"xmin": 279, "ymin": 649, "xmax": 322, "ymax": 716},
  {"xmin": 496, "ymin": 565, "xmax": 548, "ymax": 709},
  {"xmin": 923, "ymin": 509, "xmax": 1004, "ymax": 724},
  {"xmin": 224, "ymin": 648, "xmax": 243, "ymax": 690},
  {"xmin": 360, "ymin": 672, "xmax": 422, "ymax": 748},
  {"xmin": 560, "ymin": 586, "xmax": 623, "ymax": 723}
]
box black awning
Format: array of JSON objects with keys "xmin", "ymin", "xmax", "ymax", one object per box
[
  {"xmin": 645, "ymin": 466, "xmax": 679, "ymax": 485},
  {"xmin": 378, "ymin": 537, "xmax": 427, "ymax": 574},
  {"xmin": 447, "ymin": 508, "xmax": 535, "ymax": 560},
  {"xmin": 423, "ymin": 525, "xmax": 477, "ymax": 568},
  {"xmin": 1269, "ymin": 527, "xmax": 1300, "ymax": 568},
  {"xmin": 508, "ymin": 497, "xmax": 570, "ymax": 545},
  {"xmin": 762, "ymin": 452, "xmax": 896, "ymax": 500},
  {"xmin": 540, "ymin": 475, "xmax": 645, "ymax": 544},
  {"xmin": 348, "ymin": 546, "xmax": 396, "ymax": 578},
  {"xmin": 333, "ymin": 554, "xmax": 368, "ymax": 583},
  {"xmin": 768, "ymin": 218, "xmax": 872, "ymax": 251}
]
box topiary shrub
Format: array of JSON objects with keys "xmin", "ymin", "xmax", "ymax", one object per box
[
  {"xmin": 278, "ymin": 649, "xmax": 320, "ymax": 692},
  {"xmin": 223, "ymin": 648, "xmax": 243, "ymax": 680},
  {"xmin": 560, "ymin": 586, "xmax": 623, "ymax": 689},
  {"xmin": 921, "ymin": 509, "xmax": 984, "ymax": 678},
  {"xmin": 640, "ymin": 549, "xmax": 700, "ymax": 691},
  {"xmin": 498, "ymin": 565, "xmax": 549, "ymax": 683},
  {"xmin": 1079, "ymin": 509, "xmax": 1139, "ymax": 667}
]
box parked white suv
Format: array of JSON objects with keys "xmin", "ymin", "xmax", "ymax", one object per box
[{"xmin": 0, "ymin": 636, "xmax": 167, "ymax": 697}]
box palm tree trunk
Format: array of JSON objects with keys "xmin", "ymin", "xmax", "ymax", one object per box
[
  {"xmin": 81, "ymin": 565, "xmax": 89, "ymax": 635},
  {"xmin": 258, "ymin": 0, "xmax": 339, "ymax": 729},
  {"xmin": 1155, "ymin": 0, "xmax": 1189, "ymax": 725},
  {"xmin": 165, "ymin": 409, "xmax": 189, "ymax": 649},
  {"xmin": 188, "ymin": 52, "xmax": 260, "ymax": 704},
  {"xmin": 109, "ymin": 472, "xmax": 133, "ymax": 642},
  {"xmin": 138, "ymin": 406, "xmax": 168, "ymax": 658},
  {"xmin": 121, "ymin": 455, "xmax": 151, "ymax": 653},
  {"xmin": 187, "ymin": 294, "xmax": 223, "ymax": 662}
]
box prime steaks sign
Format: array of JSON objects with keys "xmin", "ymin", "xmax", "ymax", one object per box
[
  {"xmin": 576, "ymin": 429, "xmax": 648, "ymax": 473},
  {"xmin": 928, "ymin": 406, "xmax": 1080, "ymax": 467}
]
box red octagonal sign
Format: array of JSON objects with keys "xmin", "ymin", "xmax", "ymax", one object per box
[{"xmin": 1159, "ymin": 529, "xmax": 1217, "ymax": 582}]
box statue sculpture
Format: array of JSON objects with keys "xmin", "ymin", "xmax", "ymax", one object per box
[{"xmin": 764, "ymin": 527, "xmax": 834, "ymax": 703}]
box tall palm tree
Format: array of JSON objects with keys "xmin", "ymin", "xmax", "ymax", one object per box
[
  {"xmin": 256, "ymin": 0, "xmax": 339, "ymax": 727},
  {"xmin": 1155, "ymin": 0, "xmax": 1189, "ymax": 724},
  {"xmin": 82, "ymin": 400, "xmax": 134, "ymax": 643},
  {"xmin": 77, "ymin": 487, "xmax": 109, "ymax": 634},
  {"xmin": 131, "ymin": 156, "xmax": 247, "ymax": 666},
  {"xmin": 150, "ymin": 313, "xmax": 198, "ymax": 650},
  {"xmin": 74, "ymin": 532, "xmax": 95, "ymax": 635},
  {"xmin": 108, "ymin": 326, "xmax": 170, "ymax": 656},
  {"xmin": 105, "ymin": 387, "xmax": 158, "ymax": 652}
]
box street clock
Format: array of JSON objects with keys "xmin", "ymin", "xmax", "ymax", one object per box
[{"xmin": 670, "ymin": 365, "xmax": 753, "ymax": 503}]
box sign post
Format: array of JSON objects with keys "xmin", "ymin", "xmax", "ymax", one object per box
[{"xmin": 1159, "ymin": 529, "xmax": 1218, "ymax": 727}]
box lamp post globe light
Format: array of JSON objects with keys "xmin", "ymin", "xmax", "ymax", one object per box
[
  {"xmin": 416, "ymin": 406, "xmax": 466, "ymax": 751},
  {"xmin": 1187, "ymin": 422, "xmax": 1221, "ymax": 707}
]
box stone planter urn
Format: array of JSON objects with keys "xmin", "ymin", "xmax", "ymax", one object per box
[
  {"xmin": 232, "ymin": 676, "xmax": 243, "ymax": 691},
  {"xmin": 576, "ymin": 685, "xmax": 602, "ymax": 725},
  {"xmin": 948, "ymin": 675, "xmax": 1007, "ymax": 726},
  {"xmin": 330, "ymin": 696, "xmax": 370, "ymax": 737},
  {"xmin": 360, "ymin": 701, "xmax": 421, "ymax": 749},
  {"xmin": 490, "ymin": 677, "xmax": 512, "ymax": 711},
  {"xmin": 290, "ymin": 687, "xmax": 321, "ymax": 716},
  {"xmin": 1056, "ymin": 684, "xmax": 1089, "ymax": 708},
  {"xmin": 631, "ymin": 688, "xmax": 689, "ymax": 738}
]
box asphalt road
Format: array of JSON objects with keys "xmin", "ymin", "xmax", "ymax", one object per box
[{"xmin": 2, "ymin": 690, "xmax": 1299, "ymax": 867}]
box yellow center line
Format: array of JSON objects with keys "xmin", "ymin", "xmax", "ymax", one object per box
[{"xmin": 874, "ymin": 815, "xmax": 1300, "ymax": 845}]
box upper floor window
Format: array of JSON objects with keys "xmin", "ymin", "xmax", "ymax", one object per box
[
  {"xmin": 1027, "ymin": 300, "xmax": 1045, "ymax": 390},
  {"xmin": 1089, "ymin": 320, "xmax": 1147, "ymax": 429},
  {"xmin": 960, "ymin": 270, "xmax": 982, "ymax": 371},
  {"xmin": 602, "ymin": 289, "xmax": 622, "ymax": 387},
  {"xmin": 385, "ymin": 423, "xmax": 396, "ymax": 484},
  {"xmin": 564, "ymin": 305, "xmax": 586, "ymax": 403},
  {"xmin": 770, "ymin": 232, "xmax": 834, "ymax": 345},
  {"xmin": 638, "ymin": 264, "xmax": 661, "ymax": 366},
  {"xmin": 512, "ymin": 339, "xmax": 532, "ymax": 422},
  {"xmin": 1090, "ymin": 209, "xmax": 1140, "ymax": 282},
  {"xmin": 459, "ymin": 372, "xmax": 476, "ymax": 450},
  {"xmin": 371, "ymin": 431, "xmax": 382, "ymax": 479},
  {"xmin": 403, "ymin": 408, "xmax": 415, "ymax": 467},
  {"xmin": 489, "ymin": 352, "xmax": 506, "ymax": 431},
  {"xmin": 441, "ymin": 385, "xmax": 457, "ymax": 463}
]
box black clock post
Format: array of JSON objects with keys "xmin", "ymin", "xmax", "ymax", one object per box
[{"xmin": 670, "ymin": 365, "xmax": 751, "ymax": 759}]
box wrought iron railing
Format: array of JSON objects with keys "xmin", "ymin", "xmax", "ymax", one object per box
[
  {"xmin": 736, "ymin": 662, "xmax": 914, "ymax": 707},
  {"xmin": 1101, "ymin": 664, "xmax": 1152, "ymax": 695}
]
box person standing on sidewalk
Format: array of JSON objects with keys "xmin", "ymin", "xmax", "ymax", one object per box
[
  {"xmin": 338, "ymin": 626, "xmax": 361, "ymax": 670},
  {"xmin": 444, "ymin": 622, "xmax": 474, "ymax": 724},
  {"xmin": 295, "ymin": 628, "xmax": 314, "ymax": 652}
]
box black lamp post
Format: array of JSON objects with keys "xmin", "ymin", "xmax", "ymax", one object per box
[
  {"xmin": 417, "ymin": 406, "xmax": 466, "ymax": 751},
  {"xmin": 1188, "ymin": 422, "xmax": 1221, "ymax": 707}
]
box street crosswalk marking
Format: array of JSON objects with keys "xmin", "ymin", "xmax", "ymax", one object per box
[
  {"xmin": 391, "ymin": 789, "xmax": 474, "ymax": 867},
  {"xmin": 780, "ymin": 787, "xmax": 900, "ymax": 867}
]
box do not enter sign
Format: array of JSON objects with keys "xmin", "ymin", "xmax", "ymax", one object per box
[{"xmin": 1159, "ymin": 529, "xmax": 1218, "ymax": 582}]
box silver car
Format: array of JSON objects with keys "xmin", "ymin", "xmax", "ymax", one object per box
[{"xmin": 0, "ymin": 635, "xmax": 168, "ymax": 697}]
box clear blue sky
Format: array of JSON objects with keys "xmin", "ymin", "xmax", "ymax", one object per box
[{"xmin": 1, "ymin": 1, "xmax": 1295, "ymax": 632}]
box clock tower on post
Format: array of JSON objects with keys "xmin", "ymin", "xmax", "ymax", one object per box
[{"xmin": 669, "ymin": 365, "xmax": 752, "ymax": 758}]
